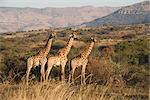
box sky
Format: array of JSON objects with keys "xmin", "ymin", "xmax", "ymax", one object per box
[{"xmin": 0, "ymin": 0, "xmax": 146, "ymax": 8}]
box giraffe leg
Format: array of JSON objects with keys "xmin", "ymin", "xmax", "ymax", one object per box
[
  {"xmin": 71, "ymin": 60, "xmax": 77, "ymax": 83},
  {"xmin": 61, "ymin": 59, "xmax": 67, "ymax": 81},
  {"xmin": 71, "ymin": 67, "xmax": 76, "ymax": 84},
  {"xmin": 81, "ymin": 60, "xmax": 88, "ymax": 85},
  {"xmin": 26, "ymin": 57, "xmax": 33, "ymax": 85},
  {"xmin": 45, "ymin": 61, "xmax": 53, "ymax": 81},
  {"xmin": 40, "ymin": 58, "xmax": 47, "ymax": 82}
]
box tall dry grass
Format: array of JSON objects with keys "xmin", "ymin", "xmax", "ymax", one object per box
[{"xmin": 0, "ymin": 80, "xmax": 148, "ymax": 100}]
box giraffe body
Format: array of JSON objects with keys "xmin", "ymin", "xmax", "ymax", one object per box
[
  {"xmin": 26, "ymin": 31, "xmax": 56, "ymax": 85},
  {"xmin": 46, "ymin": 33, "xmax": 76, "ymax": 81},
  {"xmin": 71, "ymin": 37, "xmax": 96, "ymax": 85}
]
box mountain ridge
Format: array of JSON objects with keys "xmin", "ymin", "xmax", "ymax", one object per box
[
  {"xmin": 83, "ymin": 1, "xmax": 150, "ymax": 26},
  {"xmin": 0, "ymin": 6, "xmax": 118, "ymax": 33}
]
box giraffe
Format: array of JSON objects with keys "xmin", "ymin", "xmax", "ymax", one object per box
[
  {"xmin": 26, "ymin": 31, "xmax": 56, "ymax": 85},
  {"xmin": 71, "ymin": 37, "xmax": 97, "ymax": 85},
  {"xmin": 45, "ymin": 33, "xmax": 77, "ymax": 81}
]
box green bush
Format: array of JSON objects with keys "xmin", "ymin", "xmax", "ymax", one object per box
[{"xmin": 115, "ymin": 38, "xmax": 149, "ymax": 65}]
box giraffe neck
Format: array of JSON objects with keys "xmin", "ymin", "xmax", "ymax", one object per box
[
  {"xmin": 59, "ymin": 37, "xmax": 74, "ymax": 57},
  {"xmin": 43, "ymin": 38, "xmax": 53, "ymax": 56},
  {"xmin": 81, "ymin": 41, "xmax": 94, "ymax": 59}
]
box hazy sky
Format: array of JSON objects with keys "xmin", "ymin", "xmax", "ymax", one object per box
[{"xmin": 0, "ymin": 0, "xmax": 146, "ymax": 8}]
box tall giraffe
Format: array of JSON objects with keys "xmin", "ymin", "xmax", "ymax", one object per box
[
  {"xmin": 71, "ymin": 37, "xmax": 97, "ymax": 85},
  {"xmin": 45, "ymin": 33, "xmax": 77, "ymax": 81},
  {"xmin": 26, "ymin": 31, "xmax": 56, "ymax": 85}
]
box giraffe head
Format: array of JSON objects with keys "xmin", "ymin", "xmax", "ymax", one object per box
[
  {"xmin": 69, "ymin": 32, "xmax": 78, "ymax": 40},
  {"xmin": 90, "ymin": 37, "xmax": 97, "ymax": 42},
  {"xmin": 48, "ymin": 30, "xmax": 56, "ymax": 39}
]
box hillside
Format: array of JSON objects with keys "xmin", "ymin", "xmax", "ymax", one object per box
[
  {"xmin": 0, "ymin": 6, "xmax": 118, "ymax": 33},
  {"xmin": 83, "ymin": 1, "xmax": 150, "ymax": 26}
]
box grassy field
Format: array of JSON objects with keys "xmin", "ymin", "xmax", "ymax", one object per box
[
  {"xmin": 0, "ymin": 24, "xmax": 149, "ymax": 100},
  {"xmin": 0, "ymin": 81, "xmax": 148, "ymax": 100}
]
